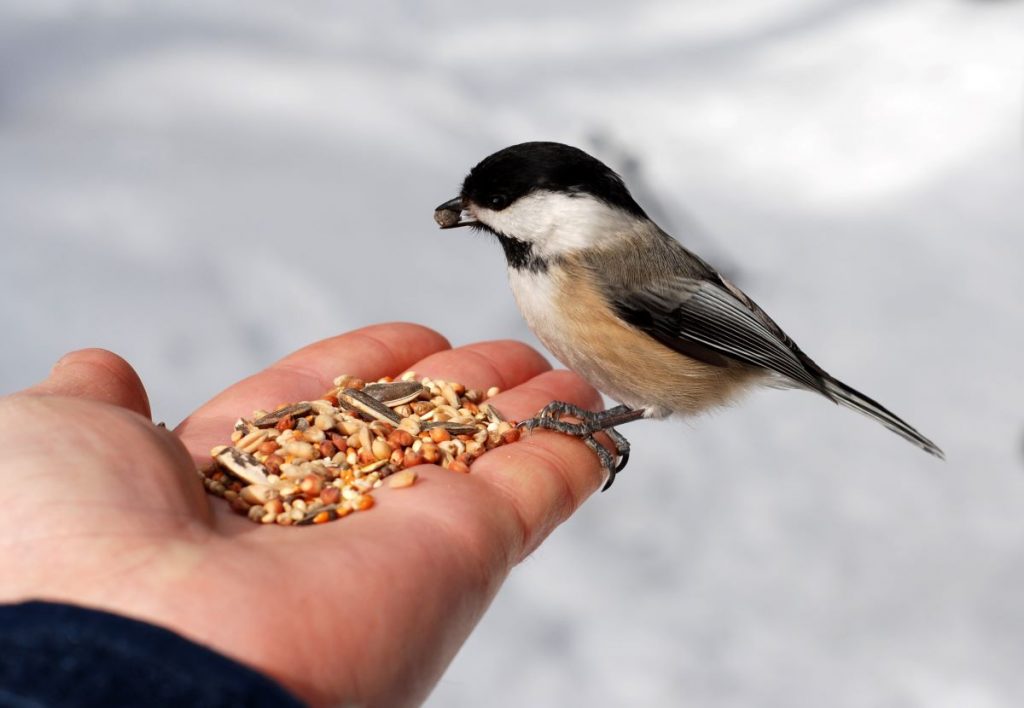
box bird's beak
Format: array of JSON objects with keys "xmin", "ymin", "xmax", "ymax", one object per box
[{"xmin": 434, "ymin": 197, "xmax": 478, "ymax": 229}]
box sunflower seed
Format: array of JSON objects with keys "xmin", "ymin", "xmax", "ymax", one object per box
[
  {"xmin": 421, "ymin": 420, "xmax": 479, "ymax": 436},
  {"xmin": 336, "ymin": 388, "xmax": 402, "ymax": 425},
  {"xmin": 362, "ymin": 380, "xmax": 426, "ymax": 406},
  {"xmin": 482, "ymin": 402, "xmax": 506, "ymax": 424},
  {"xmin": 213, "ymin": 445, "xmax": 270, "ymax": 485},
  {"xmin": 253, "ymin": 402, "xmax": 313, "ymax": 428}
]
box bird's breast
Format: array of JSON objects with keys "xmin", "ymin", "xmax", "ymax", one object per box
[
  {"xmin": 507, "ymin": 267, "xmax": 565, "ymax": 344},
  {"xmin": 506, "ymin": 260, "xmax": 760, "ymax": 416}
]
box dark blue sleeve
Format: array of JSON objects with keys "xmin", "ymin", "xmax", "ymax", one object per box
[{"xmin": 0, "ymin": 601, "xmax": 305, "ymax": 707}]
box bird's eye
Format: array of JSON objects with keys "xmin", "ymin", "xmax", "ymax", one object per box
[{"xmin": 488, "ymin": 194, "xmax": 509, "ymax": 210}]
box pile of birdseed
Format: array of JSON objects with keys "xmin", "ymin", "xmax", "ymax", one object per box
[{"xmin": 198, "ymin": 372, "xmax": 520, "ymax": 526}]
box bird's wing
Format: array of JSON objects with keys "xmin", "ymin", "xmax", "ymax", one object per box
[{"xmin": 610, "ymin": 274, "xmax": 828, "ymax": 393}]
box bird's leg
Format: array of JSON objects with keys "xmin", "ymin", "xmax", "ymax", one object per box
[{"xmin": 518, "ymin": 403, "xmax": 645, "ymax": 491}]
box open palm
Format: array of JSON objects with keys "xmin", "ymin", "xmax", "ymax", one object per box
[{"xmin": 1, "ymin": 323, "xmax": 606, "ymax": 707}]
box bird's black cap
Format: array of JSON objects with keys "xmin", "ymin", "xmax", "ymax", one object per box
[{"xmin": 460, "ymin": 142, "xmax": 648, "ymax": 218}]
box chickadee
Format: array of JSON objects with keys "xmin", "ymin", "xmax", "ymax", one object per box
[{"xmin": 435, "ymin": 142, "xmax": 943, "ymax": 488}]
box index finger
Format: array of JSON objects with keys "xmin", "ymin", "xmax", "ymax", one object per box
[{"xmin": 404, "ymin": 344, "xmax": 609, "ymax": 562}]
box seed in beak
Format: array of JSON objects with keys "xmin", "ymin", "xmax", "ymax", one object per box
[{"xmin": 434, "ymin": 207, "xmax": 461, "ymax": 228}]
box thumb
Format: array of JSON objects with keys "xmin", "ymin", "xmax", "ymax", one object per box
[{"xmin": 19, "ymin": 348, "xmax": 152, "ymax": 419}]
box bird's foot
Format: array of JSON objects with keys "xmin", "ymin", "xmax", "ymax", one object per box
[{"xmin": 518, "ymin": 402, "xmax": 643, "ymax": 491}]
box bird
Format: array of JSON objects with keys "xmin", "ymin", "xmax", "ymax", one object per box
[{"xmin": 433, "ymin": 141, "xmax": 943, "ymax": 489}]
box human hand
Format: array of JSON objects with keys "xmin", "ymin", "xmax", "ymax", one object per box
[{"xmin": 0, "ymin": 323, "xmax": 606, "ymax": 706}]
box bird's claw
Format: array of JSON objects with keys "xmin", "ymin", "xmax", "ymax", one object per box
[{"xmin": 517, "ymin": 401, "xmax": 632, "ymax": 491}]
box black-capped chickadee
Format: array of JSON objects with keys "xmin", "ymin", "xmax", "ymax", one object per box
[{"xmin": 435, "ymin": 142, "xmax": 943, "ymax": 489}]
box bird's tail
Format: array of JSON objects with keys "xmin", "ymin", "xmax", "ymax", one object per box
[{"xmin": 822, "ymin": 376, "xmax": 944, "ymax": 459}]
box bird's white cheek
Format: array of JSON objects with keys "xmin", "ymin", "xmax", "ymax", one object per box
[
  {"xmin": 477, "ymin": 191, "xmax": 638, "ymax": 257},
  {"xmin": 476, "ymin": 203, "xmax": 554, "ymax": 244}
]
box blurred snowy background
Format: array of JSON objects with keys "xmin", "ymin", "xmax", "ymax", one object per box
[{"xmin": 2, "ymin": 0, "xmax": 1024, "ymax": 705}]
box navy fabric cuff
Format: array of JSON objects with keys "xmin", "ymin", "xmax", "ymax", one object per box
[{"xmin": 0, "ymin": 601, "xmax": 304, "ymax": 707}]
